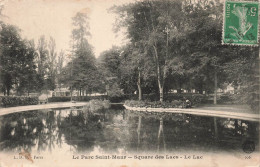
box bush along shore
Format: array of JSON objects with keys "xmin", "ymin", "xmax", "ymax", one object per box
[
  {"xmin": 124, "ymin": 100, "xmax": 190, "ymax": 109},
  {"xmin": 124, "ymin": 94, "xmax": 210, "ymax": 108},
  {"xmin": 82, "ymin": 99, "xmax": 110, "ymax": 112}
]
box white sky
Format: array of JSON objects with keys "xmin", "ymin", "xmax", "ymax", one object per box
[{"xmin": 1, "ymin": 0, "xmax": 131, "ymax": 58}]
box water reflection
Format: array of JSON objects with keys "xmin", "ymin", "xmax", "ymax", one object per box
[
  {"xmin": 0, "ymin": 105, "xmax": 259, "ymax": 154},
  {"xmin": 157, "ymin": 118, "xmax": 166, "ymax": 152}
]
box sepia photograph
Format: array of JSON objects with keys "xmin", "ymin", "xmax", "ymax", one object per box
[{"xmin": 0, "ymin": 0, "xmax": 259, "ymax": 166}]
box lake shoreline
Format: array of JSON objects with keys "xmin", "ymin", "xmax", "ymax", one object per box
[
  {"xmin": 0, "ymin": 102, "xmax": 258, "ymax": 122},
  {"xmin": 0, "ymin": 102, "xmax": 88, "ymax": 116},
  {"xmin": 123, "ymin": 104, "xmax": 260, "ymax": 122}
]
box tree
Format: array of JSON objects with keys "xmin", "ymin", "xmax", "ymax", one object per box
[
  {"xmin": 56, "ymin": 50, "xmax": 65, "ymax": 91},
  {"xmin": 98, "ymin": 46, "xmax": 121, "ymax": 78},
  {"xmin": 222, "ymin": 47, "xmax": 259, "ymax": 110},
  {"xmin": 113, "ymin": 0, "xmax": 189, "ymax": 101},
  {"xmin": 35, "ymin": 36, "xmax": 48, "ymax": 91},
  {"xmin": 184, "ymin": 1, "xmax": 224, "ymax": 103},
  {"xmin": 36, "ymin": 36, "xmax": 48, "ymax": 77},
  {"xmin": 61, "ymin": 12, "xmax": 102, "ymax": 97},
  {"xmin": 71, "ymin": 12, "xmax": 90, "ymax": 50},
  {"xmin": 0, "ymin": 24, "xmax": 21, "ymax": 95},
  {"xmin": 0, "ymin": 23, "xmax": 38, "ymax": 95},
  {"xmin": 98, "ymin": 47, "xmax": 122, "ymax": 96},
  {"xmin": 45, "ymin": 36, "xmax": 57, "ymax": 90},
  {"xmin": 112, "ymin": 0, "xmax": 259, "ymax": 108},
  {"xmin": 120, "ymin": 44, "xmax": 156, "ymax": 100},
  {"xmin": 118, "ymin": 45, "xmax": 138, "ymax": 95},
  {"xmin": 15, "ymin": 40, "xmax": 39, "ymax": 95}
]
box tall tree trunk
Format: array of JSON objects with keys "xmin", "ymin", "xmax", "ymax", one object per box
[
  {"xmin": 137, "ymin": 69, "xmax": 142, "ymax": 101},
  {"xmin": 214, "ymin": 70, "xmax": 217, "ymax": 105},
  {"xmin": 153, "ymin": 45, "xmax": 164, "ymax": 102},
  {"xmin": 7, "ymin": 88, "xmax": 10, "ymax": 96},
  {"xmin": 213, "ymin": 117, "xmax": 218, "ymax": 140},
  {"xmin": 28, "ymin": 82, "xmax": 30, "ymax": 96},
  {"xmin": 159, "ymin": 85, "xmax": 164, "ymax": 102},
  {"xmin": 137, "ymin": 116, "xmax": 142, "ymax": 151},
  {"xmin": 70, "ymin": 87, "xmax": 73, "ymax": 101}
]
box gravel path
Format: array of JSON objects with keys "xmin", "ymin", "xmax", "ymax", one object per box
[{"xmin": 0, "ymin": 102, "xmax": 88, "ymax": 116}]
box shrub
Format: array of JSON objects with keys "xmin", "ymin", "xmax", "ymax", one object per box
[
  {"xmin": 0, "ymin": 96, "xmax": 38, "ymax": 107},
  {"xmin": 191, "ymin": 94, "xmax": 208, "ymax": 105},
  {"xmin": 48, "ymin": 96, "xmax": 71, "ymax": 102},
  {"xmin": 124, "ymin": 100, "xmax": 184, "ymax": 108},
  {"xmin": 219, "ymin": 93, "xmax": 259, "ymax": 112},
  {"xmin": 218, "ymin": 93, "xmax": 245, "ymax": 104},
  {"xmin": 83, "ymin": 99, "xmax": 111, "ymax": 112},
  {"xmin": 143, "ymin": 93, "xmax": 159, "ymax": 101},
  {"xmin": 141, "ymin": 93, "xmax": 208, "ymax": 106},
  {"xmin": 172, "ymin": 100, "xmax": 182, "ymax": 106}
]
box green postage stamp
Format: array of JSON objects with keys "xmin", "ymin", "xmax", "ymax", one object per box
[{"xmin": 223, "ymin": 1, "xmax": 259, "ymax": 45}]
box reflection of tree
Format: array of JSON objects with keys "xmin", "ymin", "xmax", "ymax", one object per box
[
  {"xmin": 0, "ymin": 109, "xmax": 62, "ymax": 153},
  {"xmin": 56, "ymin": 110, "xmax": 63, "ymax": 148},
  {"xmin": 126, "ymin": 111, "xmax": 215, "ymax": 152},
  {"xmin": 41, "ymin": 111, "xmax": 57, "ymax": 153},
  {"xmin": 127, "ymin": 112, "xmax": 159, "ymax": 152},
  {"xmin": 59, "ymin": 110, "xmax": 105, "ymax": 152},
  {"xmin": 1, "ymin": 107, "xmax": 258, "ymax": 154},
  {"xmin": 137, "ymin": 116, "xmax": 141, "ymax": 151},
  {"xmin": 46, "ymin": 111, "xmax": 57, "ymax": 151},
  {"xmin": 157, "ymin": 118, "xmax": 166, "ymax": 152},
  {"xmin": 218, "ymin": 119, "xmax": 259, "ymax": 145},
  {"xmin": 0, "ymin": 111, "xmax": 45, "ymax": 151},
  {"xmin": 97, "ymin": 109, "xmax": 130, "ymax": 153},
  {"xmin": 36, "ymin": 110, "xmax": 60, "ymax": 153}
]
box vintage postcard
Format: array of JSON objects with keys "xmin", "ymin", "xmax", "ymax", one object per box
[{"xmin": 0, "ymin": 0, "xmax": 259, "ymax": 167}]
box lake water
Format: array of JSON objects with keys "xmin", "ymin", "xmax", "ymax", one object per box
[{"xmin": 0, "ymin": 104, "xmax": 259, "ymax": 154}]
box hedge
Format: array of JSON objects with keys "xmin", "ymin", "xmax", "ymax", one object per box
[
  {"xmin": 48, "ymin": 95, "xmax": 138, "ymax": 103},
  {"xmin": 124, "ymin": 100, "xmax": 185, "ymax": 108},
  {"xmin": 139, "ymin": 93, "xmax": 208, "ymax": 105},
  {"xmin": 48, "ymin": 96, "xmax": 71, "ymax": 102},
  {"xmin": 48, "ymin": 95, "xmax": 107, "ymax": 102},
  {"xmin": 47, "ymin": 93, "xmax": 209, "ymax": 104},
  {"xmin": 0, "ymin": 96, "xmax": 38, "ymax": 107}
]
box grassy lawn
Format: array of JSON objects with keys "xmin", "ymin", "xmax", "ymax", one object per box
[{"xmin": 195, "ymin": 104, "xmax": 258, "ymax": 114}]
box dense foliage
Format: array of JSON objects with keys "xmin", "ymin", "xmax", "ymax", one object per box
[
  {"xmin": 0, "ymin": 22, "xmax": 64, "ymax": 96},
  {"xmin": 0, "ymin": 96, "xmax": 38, "ymax": 107},
  {"xmin": 60, "ymin": 12, "xmax": 104, "ymax": 96},
  {"xmin": 125, "ymin": 100, "xmax": 184, "ymax": 108},
  {"xmin": 124, "ymin": 93, "xmax": 208, "ymax": 108},
  {"xmin": 0, "ymin": 0, "xmax": 258, "ymax": 111},
  {"xmin": 48, "ymin": 95, "xmax": 107, "ymax": 102},
  {"xmin": 109, "ymin": 0, "xmax": 259, "ymax": 110}
]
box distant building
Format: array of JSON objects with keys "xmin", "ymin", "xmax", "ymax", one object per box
[
  {"xmin": 224, "ymin": 84, "xmax": 235, "ymax": 94},
  {"xmin": 52, "ymin": 87, "xmax": 71, "ymax": 96}
]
